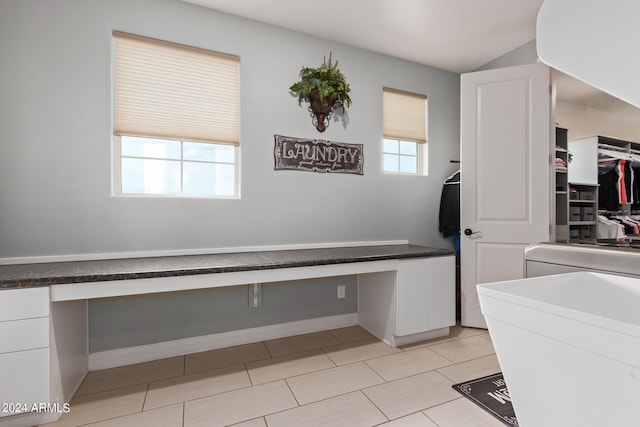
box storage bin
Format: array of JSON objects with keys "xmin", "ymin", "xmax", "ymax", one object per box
[
  {"xmin": 477, "ymin": 272, "xmax": 640, "ymax": 427},
  {"xmin": 569, "ymin": 206, "xmax": 581, "ymax": 221},
  {"xmin": 579, "ymin": 190, "xmax": 594, "ymax": 200},
  {"xmin": 569, "ymin": 228, "xmax": 579, "ymax": 240},
  {"xmin": 581, "ymin": 206, "xmax": 594, "ymax": 221},
  {"xmin": 579, "ymin": 226, "xmax": 591, "ymax": 240}
]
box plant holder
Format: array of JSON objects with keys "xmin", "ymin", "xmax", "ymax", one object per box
[
  {"xmin": 289, "ymin": 53, "xmax": 351, "ymax": 133},
  {"xmin": 308, "ymin": 89, "xmax": 337, "ymax": 132}
]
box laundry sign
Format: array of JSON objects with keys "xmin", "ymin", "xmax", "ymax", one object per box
[{"xmin": 274, "ymin": 134, "xmax": 363, "ymax": 175}]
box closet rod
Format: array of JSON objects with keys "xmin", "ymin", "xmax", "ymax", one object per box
[
  {"xmin": 598, "ymin": 148, "xmax": 640, "ymax": 162},
  {"xmin": 598, "ymin": 142, "xmax": 629, "ymax": 153}
]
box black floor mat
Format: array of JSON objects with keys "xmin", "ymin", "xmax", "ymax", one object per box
[{"xmin": 451, "ymin": 372, "xmax": 518, "ymax": 426}]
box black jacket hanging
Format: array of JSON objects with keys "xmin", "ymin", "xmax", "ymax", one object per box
[{"xmin": 439, "ymin": 171, "xmax": 460, "ymax": 238}]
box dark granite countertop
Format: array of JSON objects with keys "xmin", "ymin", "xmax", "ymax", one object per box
[{"xmin": 0, "ymin": 245, "xmax": 453, "ymax": 289}]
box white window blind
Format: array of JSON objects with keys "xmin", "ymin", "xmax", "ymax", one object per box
[
  {"xmin": 383, "ymin": 88, "xmax": 427, "ymax": 143},
  {"xmin": 113, "ymin": 31, "xmax": 239, "ymax": 146}
]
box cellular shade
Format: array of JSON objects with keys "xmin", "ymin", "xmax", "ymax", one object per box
[
  {"xmin": 113, "ymin": 31, "xmax": 239, "ymax": 145},
  {"xmin": 383, "ymin": 88, "xmax": 427, "ymax": 143}
]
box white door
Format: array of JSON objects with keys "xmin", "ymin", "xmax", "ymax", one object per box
[{"xmin": 460, "ymin": 63, "xmax": 551, "ymax": 328}]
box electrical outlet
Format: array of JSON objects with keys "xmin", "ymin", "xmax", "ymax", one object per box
[{"xmin": 337, "ymin": 284, "xmax": 346, "ymax": 299}]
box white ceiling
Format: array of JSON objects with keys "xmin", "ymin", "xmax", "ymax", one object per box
[
  {"xmin": 183, "ymin": 0, "xmax": 544, "ymax": 73},
  {"xmin": 183, "ymin": 0, "xmax": 638, "ymax": 114}
]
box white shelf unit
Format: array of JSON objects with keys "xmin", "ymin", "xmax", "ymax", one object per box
[
  {"xmin": 555, "ymin": 127, "xmax": 569, "ymax": 242},
  {"xmin": 568, "ymin": 182, "xmax": 598, "ymax": 243}
]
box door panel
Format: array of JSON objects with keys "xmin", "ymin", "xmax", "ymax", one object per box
[
  {"xmin": 477, "ymin": 79, "xmax": 530, "ymax": 221},
  {"xmin": 460, "ymin": 63, "xmax": 551, "ymax": 328},
  {"xmin": 476, "ymin": 243, "xmax": 528, "ymax": 284}
]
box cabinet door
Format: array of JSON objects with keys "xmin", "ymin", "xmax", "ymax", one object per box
[
  {"xmin": 0, "ymin": 348, "xmax": 49, "ymax": 417},
  {"xmin": 396, "ymin": 259, "xmax": 430, "ymax": 336},
  {"xmin": 427, "ymin": 256, "xmax": 455, "ymax": 330}
]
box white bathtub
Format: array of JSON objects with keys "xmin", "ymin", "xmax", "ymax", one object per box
[{"xmin": 477, "ymin": 272, "xmax": 640, "ymax": 427}]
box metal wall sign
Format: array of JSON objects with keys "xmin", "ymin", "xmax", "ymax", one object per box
[{"xmin": 274, "ymin": 134, "xmax": 363, "ymax": 175}]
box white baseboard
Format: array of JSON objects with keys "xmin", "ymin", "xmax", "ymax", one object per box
[
  {"xmin": 88, "ymin": 313, "xmax": 359, "ymax": 371},
  {"xmin": 390, "ymin": 327, "xmax": 451, "ymax": 347}
]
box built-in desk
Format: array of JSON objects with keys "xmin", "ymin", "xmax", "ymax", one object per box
[{"xmin": 0, "ymin": 244, "xmax": 454, "ymax": 425}]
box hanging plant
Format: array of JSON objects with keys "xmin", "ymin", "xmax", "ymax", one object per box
[{"xmin": 289, "ymin": 53, "xmax": 351, "ymax": 132}]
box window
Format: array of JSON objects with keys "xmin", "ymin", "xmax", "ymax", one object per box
[
  {"xmin": 382, "ymin": 87, "xmax": 428, "ymax": 175},
  {"xmin": 113, "ymin": 31, "xmax": 239, "ymax": 197},
  {"xmin": 115, "ymin": 136, "xmax": 236, "ymax": 197}
]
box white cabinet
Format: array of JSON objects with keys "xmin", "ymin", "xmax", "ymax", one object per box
[
  {"xmin": 425, "ymin": 256, "xmax": 456, "ymax": 330},
  {"xmin": 359, "ymin": 255, "xmax": 455, "ymax": 347},
  {"xmin": 396, "ymin": 259, "xmax": 430, "ymax": 336},
  {"xmin": 0, "ymin": 287, "xmax": 50, "ymax": 418},
  {"xmin": 396, "ymin": 257, "xmax": 455, "ymax": 336}
]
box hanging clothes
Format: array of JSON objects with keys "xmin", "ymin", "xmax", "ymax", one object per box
[
  {"xmin": 633, "ymin": 166, "xmax": 640, "ymax": 211},
  {"xmin": 439, "ymin": 170, "xmax": 460, "ymax": 238},
  {"xmin": 599, "ymin": 161, "xmax": 619, "ymax": 211},
  {"xmin": 616, "ymin": 159, "xmax": 634, "ymax": 205}
]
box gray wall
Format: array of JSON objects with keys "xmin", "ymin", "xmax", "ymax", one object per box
[
  {"xmin": 0, "ymin": 0, "xmax": 461, "ymax": 352},
  {"xmin": 90, "ymin": 276, "xmax": 358, "ymax": 352},
  {"xmin": 474, "ymin": 39, "xmax": 538, "ymax": 71}
]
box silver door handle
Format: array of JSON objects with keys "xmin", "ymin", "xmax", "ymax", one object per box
[{"xmin": 464, "ymin": 228, "xmax": 480, "ymax": 236}]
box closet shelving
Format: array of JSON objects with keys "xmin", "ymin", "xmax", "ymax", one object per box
[
  {"xmin": 568, "ymin": 134, "xmax": 640, "ymax": 244},
  {"xmin": 555, "ymin": 127, "xmax": 569, "ymax": 242},
  {"xmin": 568, "ymin": 182, "xmax": 598, "ymax": 243},
  {"xmin": 569, "ymin": 135, "xmax": 640, "ymax": 184}
]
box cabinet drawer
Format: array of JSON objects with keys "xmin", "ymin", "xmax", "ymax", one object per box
[
  {"xmin": 0, "ymin": 317, "xmax": 49, "ymax": 353},
  {"xmin": 0, "ymin": 287, "xmax": 49, "ymax": 321},
  {"xmin": 0, "ymin": 348, "xmax": 49, "ymax": 417}
]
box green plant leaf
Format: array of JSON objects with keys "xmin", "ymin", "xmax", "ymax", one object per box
[{"xmin": 289, "ymin": 53, "xmax": 352, "ymax": 110}]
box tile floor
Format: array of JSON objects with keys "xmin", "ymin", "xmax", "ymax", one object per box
[{"xmin": 40, "ymin": 324, "xmax": 506, "ymax": 427}]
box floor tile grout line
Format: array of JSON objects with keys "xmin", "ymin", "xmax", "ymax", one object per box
[
  {"xmin": 421, "ymin": 395, "xmax": 470, "ymax": 425},
  {"xmin": 363, "ymin": 359, "xmax": 456, "ymax": 383},
  {"xmin": 359, "ymin": 389, "xmax": 391, "ymax": 425},
  {"xmin": 141, "ymin": 381, "xmax": 150, "ymax": 412},
  {"xmin": 69, "ymin": 401, "xmax": 151, "ymax": 427},
  {"xmin": 266, "ymin": 342, "xmax": 363, "ymax": 360},
  {"xmin": 79, "ymin": 330, "xmax": 451, "ymax": 398},
  {"xmin": 265, "ymin": 387, "xmax": 393, "ymax": 422},
  {"xmin": 145, "ymin": 359, "xmax": 384, "ymax": 413},
  {"xmin": 261, "ymin": 339, "xmax": 275, "ymax": 359},
  {"xmin": 183, "ymin": 356, "xmax": 267, "ymax": 378},
  {"xmin": 274, "ymin": 360, "xmax": 377, "ymax": 390},
  {"xmin": 60, "ymin": 325, "xmax": 497, "ymax": 427},
  {"xmin": 283, "ymin": 377, "xmax": 302, "ymax": 407},
  {"xmin": 421, "ymin": 407, "xmax": 444, "ymax": 427},
  {"xmin": 362, "ymin": 359, "xmax": 392, "ymax": 384},
  {"xmin": 244, "ymin": 361, "xmax": 256, "ymax": 387},
  {"xmin": 81, "ymin": 351, "xmax": 486, "ymax": 405},
  {"xmin": 71, "ymin": 379, "xmax": 167, "ymax": 402}
]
